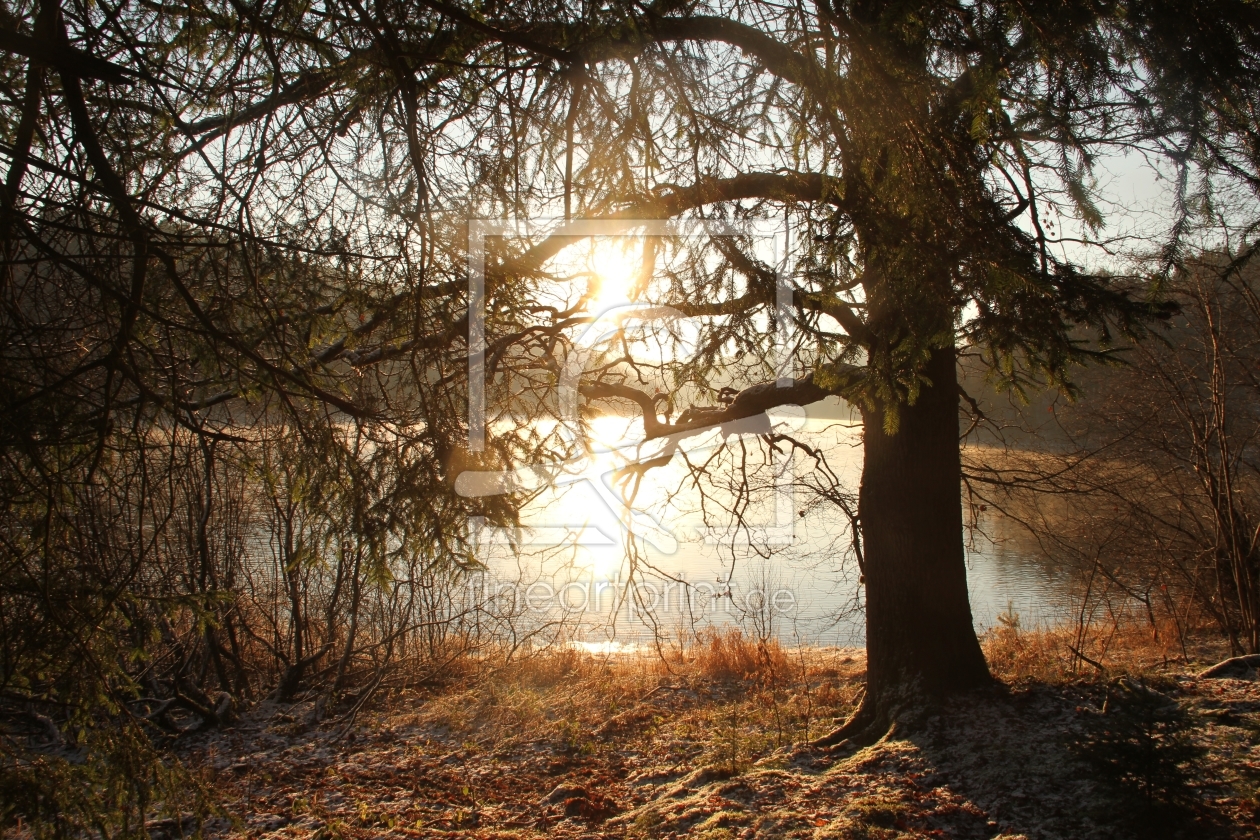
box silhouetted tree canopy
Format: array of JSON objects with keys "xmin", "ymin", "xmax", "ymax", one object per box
[{"xmin": 3, "ymin": 0, "xmax": 1260, "ymax": 832}]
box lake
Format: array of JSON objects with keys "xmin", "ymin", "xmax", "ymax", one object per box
[{"xmin": 465, "ymin": 406, "xmax": 1076, "ymax": 649}]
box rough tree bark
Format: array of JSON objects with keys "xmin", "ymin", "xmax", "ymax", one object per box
[{"xmin": 816, "ymin": 346, "xmax": 992, "ymax": 744}]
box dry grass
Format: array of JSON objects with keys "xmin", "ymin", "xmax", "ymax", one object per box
[
  {"xmin": 678, "ymin": 628, "xmax": 792, "ymax": 684},
  {"xmin": 982, "ymin": 615, "xmax": 1232, "ymax": 683},
  {"xmin": 178, "ymin": 626, "xmax": 1260, "ymax": 839},
  {"xmin": 372, "ymin": 629, "xmax": 865, "ymax": 766}
]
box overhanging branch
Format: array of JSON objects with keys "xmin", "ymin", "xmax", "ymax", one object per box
[{"xmin": 581, "ymin": 369, "xmax": 860, "ymax": 442}]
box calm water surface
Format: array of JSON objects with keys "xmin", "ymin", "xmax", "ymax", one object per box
[{"xmin": 471, "ymin": 409, "xmax": 1074, "ymax": 648}]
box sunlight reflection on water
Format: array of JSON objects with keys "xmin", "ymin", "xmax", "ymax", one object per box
[{"xmin": 471, "ymin": 410, "xmax": 1074, "ymax": 647}]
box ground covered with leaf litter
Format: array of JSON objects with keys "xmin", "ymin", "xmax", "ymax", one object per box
[{"xmin": 179, "ymin": 645, "xmax": 1260, "ymax": 840}]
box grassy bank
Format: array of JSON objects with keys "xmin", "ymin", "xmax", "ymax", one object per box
[{"xmin": 169, "ymin": 627, "xmax": 1259, "ymax": 840}]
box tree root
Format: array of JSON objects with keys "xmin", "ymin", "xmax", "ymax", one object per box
[
  {"xmin": 811, "ymin": 698, "xmax": 889, "ymax": 749},
  {"xmin": 811, "ymin": 676, "xmax": 999, "ymax": 749}
]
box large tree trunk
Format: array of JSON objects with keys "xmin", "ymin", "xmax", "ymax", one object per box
[{"xmin": 819, "ymin": 345, "xmax": 992, "ymax": 744}]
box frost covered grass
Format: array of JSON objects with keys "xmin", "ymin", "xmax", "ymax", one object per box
[{"xmin": 167, "ymin": 629, "xmax": 1259, "ymax": 840}]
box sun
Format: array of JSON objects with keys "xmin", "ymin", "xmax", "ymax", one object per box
[{"xmin": 588, "ymin": 239, "xmax": 643, "ymax": 313}]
